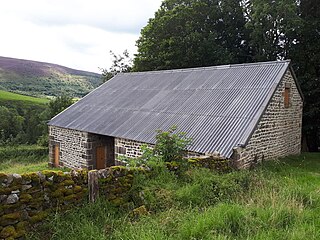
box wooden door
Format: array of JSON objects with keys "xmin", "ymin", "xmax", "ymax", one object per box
[
  {"xmin": 96, "ymin": 146, "xmax": 106, "ymax": 169},
  {"xmin": 54, "ymin": 145, "xmax": 60, "ymax": 167}
]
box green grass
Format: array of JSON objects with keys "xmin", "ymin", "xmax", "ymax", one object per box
[
  {"xmin": 0, "ymin": 145, "xmax": 51, "ymax": 173},
  {"xmin": 1, "ymin": 161, "xmax": 50, "ymax": 174},
  {"xmin": 28, "ymin": 153, "xmax": 320, "ymax": 240},
  {"xmin": 0, "ymin": 90, "xmax": 49, "ymax": 104}
]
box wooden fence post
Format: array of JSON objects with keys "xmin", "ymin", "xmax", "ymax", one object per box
[{"xmin": 88, "ymin": 170, "xmax": 99, "ymax": 202}]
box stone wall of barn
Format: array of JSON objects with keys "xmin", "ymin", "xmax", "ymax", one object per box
[
  {"xmin": 114, "ymin": 138, "xmax": 153, "ymax": 164},
  {"xmin": 114, "ymin": 137, "xmax": 204, "ymax": 164},
  {"xmin": 232, "ymin": 69, "xmax": 303, "ymax": 169},
  {"xmin": 49, "ymin": 126, "xmax": 114, "ymax": 169}
]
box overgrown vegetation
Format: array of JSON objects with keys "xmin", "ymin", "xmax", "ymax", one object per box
[
  {"xmin": 154, "ymin": 126, "xmax": 191, "ymax": 163},
  {"xmin": 119, "ymin": 126, "xmax": 192, "ymax": 174},
  {"xmin": 0, "ymin": 145, "xmax": 49, "ymax": 173},
  {"xmin": 25, "ymin": 130, "xmax": 320, "ymax": 239},
  {"xmin": 28, "ymin": 153, "xmax": 320, "ymax": 240}
]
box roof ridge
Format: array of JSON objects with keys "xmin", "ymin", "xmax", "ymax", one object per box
[{"xmin": 122, "ymin": 60, "xmax": 291, "ymax": 75}]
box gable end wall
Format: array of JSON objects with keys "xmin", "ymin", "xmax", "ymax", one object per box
[{"xmin": 234, "ymin": 69, "xmax": 303, "ymax": 168}]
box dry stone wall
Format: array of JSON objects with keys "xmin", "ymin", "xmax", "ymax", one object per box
[
  {"xmin": 0, "ymin": 157, "xmax": 233, "ymax": 239},
  {"xmin": 166, "ymin": 155, "xmax": 232, "ymax": 173},
  {"xmin": 0, "ymin": 166, "xmax": 143, "ymax": 239},
  {"xmin": 0, "ymin": 170, "xmax": 87, "ymax": 239},
  {"xmin": 233, "ymin": 69, "xmax": 303, "ymax": 168}
]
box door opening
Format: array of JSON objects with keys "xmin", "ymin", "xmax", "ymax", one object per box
[
  {"xmin": 54, "ymin": 145, "xmax": 60, "ymax": 167},
  {"xmin": 96, "ymin": 146, "xmax": 106, "ymax": 169}
]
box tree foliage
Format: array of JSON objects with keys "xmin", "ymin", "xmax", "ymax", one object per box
[
  {"xmin": 289, "ymin": 0, "xmax": 320, "ymax": 151},
  {"xmin": 101, "ymin": 50, "xmax": 133, "ymax": 82},
  {"xmin": 246, "ymin": 0, "xmax": 302, "ymax": 61},
  {"xmin": 47, "ymin": 95, "xmax": 74, "ymax": 119},
  {"xmin": 154, "ymin": 126, "xmax": 191, "ymax": 162},
  {"xmin": 0, "ymin": 95, "xmax": 74, "ymax": 146},
  {"xmin": 134, "ymin": 0, "xmax": 320, "ymax": 151},
  {"xmin": 0, "ymin": 106, "xmax": 24, "ymax": 145},
  {"xmin": 134, "ymin": 0, "xmax": 250, "ymax": 71}
]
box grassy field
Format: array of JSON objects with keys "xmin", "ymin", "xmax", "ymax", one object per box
[
  {"xmin": 0, "ymin": 145, "xmax": 50, "ymax": 174},
  {"xmin": 0, "ymin": 90, "xmax": 49, "ymax": 104},
  {"xmin": 28, "ymin": 153, "xmax": 320, "ymax": 240}
]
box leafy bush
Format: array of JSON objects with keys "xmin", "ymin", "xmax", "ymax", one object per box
[
  {"xmin": 154, "ymin": 126, "xmax": 191, "ymax": 163},
  {"xmin": 125, "ymin": 126, "xmax": 191, "ymax": 172},
  {"xmin": 0, "ymin": 145, "xmax": 48, "ymax": 160}
]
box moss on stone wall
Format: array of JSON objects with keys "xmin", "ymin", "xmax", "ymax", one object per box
[
  {"xmin": 0, "ymin": 166, "xmax": 145, "ymax": 239},
  {"xmin": 0, "ymin": 170, "xmax": 88, "ymax": 239},
  {"xmin": 0, "ymin": 159, "xmax": 228, "ymax": 239},
  {"xmin": 165, "ymin": 156, "xmax": 232, "ymax": 173}
]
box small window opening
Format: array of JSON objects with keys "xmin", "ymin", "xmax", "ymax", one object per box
[{"xmin": 284, "ymin": 87, "xmax": 290, "ymax": 108}]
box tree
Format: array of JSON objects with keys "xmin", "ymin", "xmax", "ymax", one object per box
[
  {"xmin": 133, "ymin": 0, "xmax": 320, "ymax": 151},
  {"xmin": 133, "ymin": 0, "xmax": 250, "ymax": 71},
  {"xmin": 245, "ymin": 0, "xmax": 320, "ymax": 150},
  {"xmin": 0, "ymin": 106, "xmax": 24, "ymax": 145},
  {"xmin": 22, "ymin": 107, "xmax": 44, "ymax": 144},
  {"xmin": 246, "ymin": 0, "xmax": 302, "ymax": 61},
  {"xmin": 48, "ymin": 95, "xmax": 74, "ymax": 119},
  {"xmin": 289, "ymin": 0, "xmax": 320, "ymax": 151},
  {"xmin": 101, "ymin": 50, "xmax": 133, "ymax": 82}
]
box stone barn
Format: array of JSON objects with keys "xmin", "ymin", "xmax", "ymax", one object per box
[{"xmin": 48, "ymin": 60, "xmax": 303, "ymax": 169}]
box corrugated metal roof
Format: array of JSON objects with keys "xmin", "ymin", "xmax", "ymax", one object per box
[{"xmin": 49, "ymin": 60, "xmax": 291, "ymax": 157}]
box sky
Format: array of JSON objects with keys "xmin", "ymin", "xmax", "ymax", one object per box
[{"xmin": 0, "ymin": 0, "xmax": 163, "ymax": 73}]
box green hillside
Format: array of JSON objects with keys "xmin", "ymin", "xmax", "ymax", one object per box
[{"xmin": 0, "ymin": 90, "xmax": 49, "ymax": 104}]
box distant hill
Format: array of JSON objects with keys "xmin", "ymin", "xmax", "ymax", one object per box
[{"xmin": 0, "ymin": 56, "xmax": 102, "ymax": 97}]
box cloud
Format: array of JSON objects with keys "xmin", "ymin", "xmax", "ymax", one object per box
[
  {"xmin": 0, "ymin": 0, "xmax": 162, "ymax": 73},
  {"xmin": 2, "ymin": 0, "xmax": 161, "ymax": 33}
]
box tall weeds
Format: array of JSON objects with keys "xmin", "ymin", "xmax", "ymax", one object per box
[{"xmin": 28, "ymin": 153, "xmax": 320, "ymax": 240}]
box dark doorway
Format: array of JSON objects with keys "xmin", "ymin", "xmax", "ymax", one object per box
[
  {"xmin": 96, "ymin": 146, "xmax": 106, "ymax": 169},
  {"xmin": 94, "ymin": 135, "xmax": 115, "ymax": 169}
]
